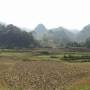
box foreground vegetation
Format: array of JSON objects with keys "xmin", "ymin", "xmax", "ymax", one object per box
[{"xmin": 0, "ymin": 49, "xmax": 90, "ymax": 90}]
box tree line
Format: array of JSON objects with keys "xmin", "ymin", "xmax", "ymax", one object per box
[{"xmin": 66, "ymin": 39, "xmax": 90, "ymax": 48}]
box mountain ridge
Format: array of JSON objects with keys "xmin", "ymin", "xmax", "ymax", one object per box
[{"xmin": 32, "ymin": 24, "xmax": 90, "ymax": 47}]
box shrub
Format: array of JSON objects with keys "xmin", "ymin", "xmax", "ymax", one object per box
[
  {"xmin": 40, "ymin": 51, "xmax": 50, "ymax": 55},
  {"xmin": 62, "ymin": 54, "xmax": 90, "ymax": 62},
  {"xmin": 50, "ymin": 55, "xmax": 58, "ymax": 58}
]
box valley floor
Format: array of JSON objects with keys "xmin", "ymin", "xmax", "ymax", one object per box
[{"xmin": 0, "ymin": 49, "xmax": 90, "ymax": 90}]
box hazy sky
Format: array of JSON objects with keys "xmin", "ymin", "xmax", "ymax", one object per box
[{"xmin": 0, "ymin": 0, "xmax": 90, "ymax": 30}]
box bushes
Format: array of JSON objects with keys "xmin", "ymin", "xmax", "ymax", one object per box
[
  {"xmin": 62, "ymin": 54, "xmax": 90, "ymax": 62},
  {"xmin": 50, "ymin": 55, "xmax": 58, "ymax": 58},
  {"xmin": 40, "ymin": 51, "xmax": 50, "ymax": 55}
]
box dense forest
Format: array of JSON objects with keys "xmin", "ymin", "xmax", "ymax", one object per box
[{"xmin": 0, "ymin": 24, "xmax": 39, "ymax": 49}]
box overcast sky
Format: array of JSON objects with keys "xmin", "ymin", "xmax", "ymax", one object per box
[{"xmin": 0, "ymin": 0, "xmax": 90, "ymax": 30}]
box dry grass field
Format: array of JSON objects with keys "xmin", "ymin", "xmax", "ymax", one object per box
[{"xmin": 0, "ymin": 49, "xmax": 90, "ymax": 90}]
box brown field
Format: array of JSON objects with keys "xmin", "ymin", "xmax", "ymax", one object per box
[
  {"xmin": 0, "ymin": 61, "xmax": 90, "ymax": 90},
  {"xmin": 0, "ymin": 49, "xmax": 90, "ymax": 90}
]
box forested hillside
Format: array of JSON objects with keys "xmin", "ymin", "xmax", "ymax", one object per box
[{"xmin": 0, "ymin": 24, "xmax": 38, "ymax": 48}]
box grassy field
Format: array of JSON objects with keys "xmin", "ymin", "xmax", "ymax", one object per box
[{"xmin": 0, "ymin": 49, "xmax": 90, "ymax": 90}]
